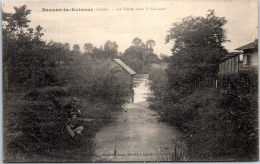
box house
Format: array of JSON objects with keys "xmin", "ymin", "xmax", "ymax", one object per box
[
  {"xmin": 235, "ymin": 39, "xmax": 258, "ymax": 71},
  {"xmin": 108, "ymin": 59, "xmax": 136, "ymax": 76},
  {"xmin": 217, "ymin": 40, "xmax": 258, "ymax": 93},
  {"xmin": 218, "ymin": 39, "xmax": 258, "ymax": 75},
  {"xmin": 218, "ymin": 52, "xmax": 241, "ymax": 76}
]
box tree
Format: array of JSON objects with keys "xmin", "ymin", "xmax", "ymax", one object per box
[
  {"xmin": 83, "ymin": 43, "xmax": 93, "ymax": 54},
  {"xmin": 166, "ymin": 10, "xmax": 228, "ymax": 89},
  {"xmin": 2, "ymin": 5, "xmax": 46, "ymax": 87},
  {"xmin": 132, "ymin": 37, "xmax": 143, "ymax": 47},
  {"xmin": 33, "ymin": 25, "xmax": 44, "ymax": 40},
  {"xmin": 72, "ymin": 44, "xmax": 81, "ymax": 55},
  {"xmin": 146, "ymin": 39, "xmax": 156, "ymax": 53},
  {"xmin": 91, "ymin": 46, "xmax": 104, "ymax": 59},
  {"xmin": 64, "ymin": 42, "xmax": 70, "ymax": 51},
  {"xmin": 121, "ymin": 38, "xmax": 159, "ymax": 73},
  {"xmin": 3, "ymin": 5, "xmax": 133, "ymax": 161},
  {"xmin": 3, "ymin": 5, "xmax": 31, "ymax": 34},
  {"xmin": 103, "ymin": 40, "xmax": 118, "ymax": 58}
]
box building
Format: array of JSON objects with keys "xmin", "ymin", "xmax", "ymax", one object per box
[
  {"xmin": 218, "ymin": 39, "xmax": 258, "ymax": 76},
  {"xmin": 108, "ymin": 58, "xmax": 136, "ymax": 76},
  {"xmin": 217, "ymin": 40, "xmax": 258, "ymax": 93},
  {"xmin": 218, "ymin": 52, "xmax": 241, "ymax": 76},
  {"xmin": 235, "ymin": 39, "xmax": 258, "ymax": 71}
]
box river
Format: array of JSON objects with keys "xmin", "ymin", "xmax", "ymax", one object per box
[{"xmin": 92, "ymin": 74, "xmax": 187, "ymax": 162}]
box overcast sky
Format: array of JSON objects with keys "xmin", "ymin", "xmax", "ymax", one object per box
[{"xmin": 2, "ymin": 0, "xmax": 258, "ymax": 56}]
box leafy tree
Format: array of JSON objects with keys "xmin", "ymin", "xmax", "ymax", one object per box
[
  {"xmin": 64, "ymin": 42, "xmax": 70, "ymax": 51},
  {"xmin": 124, "ymin": 45, "xmax": 145, "ymax": 60},
  {"xmin": 144, "ymin": 53, "xmax": 159, "ymax": 65},
  {"xmin": 121, "ymin": 38, "xmax": 160, "ymax": 73},
  {"xmin": 83, "ymin": 43, "xmax": 94, "ymax": 54},
  {"xmin": 3, "ymin": 5, "xmax": 31, "ymax": 34},
  {"xmin": 146, "ymin": 39, "xmax": 156, "ymax": 53},
  {"xmin": 147, "ymin": 10, "xmax": 258, "ymax": 160},
  {"xmin": 83, "ymin": 41, "xmax": 118, "ymax": 59},
  {"xmin": 90, "ymin": 46, "xmax": 104, "ymax": 59},
  {"xmin": 166, "ymin": 10, "xmax": 228, "ymax": 90},
  {"xmin": 2, "ymin": 5, "xmax": 47, "ymax": 88},
  {"xmin": 132, "ymin": 37, "xmax": 144, "ymax": 47},
  {"xmin": 72, "ymin": 44, "xmax": 81, "ymax": 55},
  {"xmin": 34, "ymin": 25, "xmax": 44, "ymax": 40},
  {"xmin": 103, "ymin": 40, "xmax": 118, "ymax": 58},
  {"xmin": 4, "ymin": 5, "xmax": 134, "ymax": 162},
  {"xmin": 166, "ymin": 10, "xmax": 228, "ymax": 52}
]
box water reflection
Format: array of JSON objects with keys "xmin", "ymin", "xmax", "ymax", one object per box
[
  {"xmin": 93, "ymin": 74, "xmax": 187, "ymax": 162},
  {"xmin": 133, "ymin": 74, "xmax": 151, "ymax": 103}
]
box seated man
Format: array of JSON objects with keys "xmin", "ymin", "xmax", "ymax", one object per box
[{"xmin": 65, "ymin": 112, "xmax": 84, "ymax": 138}]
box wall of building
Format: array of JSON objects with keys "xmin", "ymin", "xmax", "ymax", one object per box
[
  {"xmin": 242, "ymin": 54, "xmax": 248, "ymax": 65},
  {"xmin": 250, "ymin": 51, "xmax": 258, "ymax": 67},
  {"xmin": 218, "ymin": 56, "xmax": 239, "ymax": 75}
]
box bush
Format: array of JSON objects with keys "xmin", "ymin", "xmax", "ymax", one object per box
[
  {"xmin": 217, "ymin": 71, "xmax": 258, "ymax": 160},
  {"xmin": 25, "ymin": 86, "xmax": 68, "ymax": 101},
  {"xmin": 148, "ymin": 67, "xmax": 258, "ymax": 160},
  {"xmin": 3, "ymin": 5, "xmax": 133, "ymax": 162},
  {"xmin": 65, "ymin": 58, "xmax": 132, "ymax": 104},
  {"xmin": 7, "ymin": 86, "xmax": 87, "ymax": 158}
]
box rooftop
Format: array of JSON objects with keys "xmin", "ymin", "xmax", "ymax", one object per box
[
  {"xmin": 220, "ymin": 52, "xmax": 241, "ymax": 62},
  {"xmin": 113, "ymin": 59, "xmax": 136, "ymax": 75},
  {"xmin": 235, "ymin": 39, "xmax": 258, "ymax": 50}
]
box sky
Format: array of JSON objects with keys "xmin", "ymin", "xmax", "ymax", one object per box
[{"xmin": 2, "ymin": 0, "xmax": 258, "ymax": 56}]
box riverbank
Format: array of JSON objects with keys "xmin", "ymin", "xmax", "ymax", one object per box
[{"xmin": 148, "ymin": 65, "xmax": 258, "ymax": 161}]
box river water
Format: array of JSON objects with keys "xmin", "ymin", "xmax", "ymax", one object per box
[{"xmin": 92, "ymin": 74, "xmax": 187, "ymax": 162}]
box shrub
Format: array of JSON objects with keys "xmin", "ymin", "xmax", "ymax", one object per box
[{"xmin": 148, "ymin": 67, "xmax": 258, "ymax": 160}]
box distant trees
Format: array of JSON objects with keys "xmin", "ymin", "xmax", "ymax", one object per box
[
  {"xmin": 103, "ymin": 40, "xmax": 118, "ymax": 58},
  {"xmin": 82, "ymin": 40, "xmax": 118, "ymax": 59},
  {"xmin": 81, "ymin": 38, "xmax": 160, "ymax": 72},
  {"xmin": 120, "ymin": 38, "xmax": 159, "ymax": 73},
  {"xmin": 83, "ymin": 43, "xmax": 93, "ymax": 54},
  {"xmin": 132, "ymin": 37, "xmax": 143, "ymax": 47},
  {"xmin": 146, "ymin": 39, "xmax": 156, "ymax": 53},
  {"xmin": 64, "ymin": 42, "xmax": 70, "ymax": 51},
  {"xmin": 72, "ymin": 44, "xmax": 81, "ymax": 55}
]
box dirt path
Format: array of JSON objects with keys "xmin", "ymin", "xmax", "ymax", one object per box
[{"xmin": 92, "ymin": 74, "xmax": 187, "ymax": 162}]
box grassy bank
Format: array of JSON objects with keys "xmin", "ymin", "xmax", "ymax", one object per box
[
  {"xmin": 148, "ymin": 67, "xmax": 258, "ymax": 161},
  {"xmin": 4, "ymin": 61, "xmax": 132, "ymax": 162}
]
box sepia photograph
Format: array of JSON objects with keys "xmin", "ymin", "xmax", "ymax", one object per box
[{"xmin": 2, "ymin": 0, "xmax": 258, "ymax": 162}]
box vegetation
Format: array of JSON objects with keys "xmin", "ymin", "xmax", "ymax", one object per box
[
  {"xmin": 3, "ymin": 4, "xmax": 257, "ymax": 162},
  {"xmin": 79, "ymin": 37, "xmax": 160, "ymax": 74},
  {"xmin": 119, "ymin": 37, "xmax": 160, "ymax": 73},
  {"xmin": 148, "ymin": 10, "xmax": 258, "ymax": 161},
  {"xmin": 3, "ymin": 5, "xmax": 131, "ymax": 162}
]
